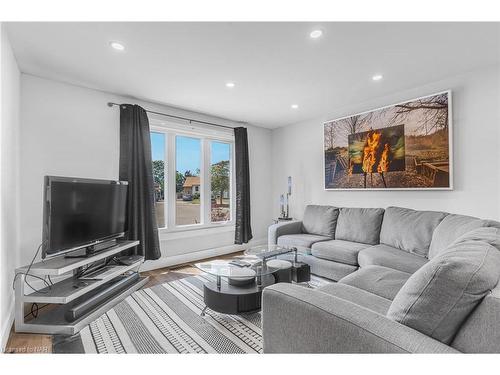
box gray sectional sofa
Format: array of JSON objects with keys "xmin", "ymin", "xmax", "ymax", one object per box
[{"xmin": 263, "ymin": 205, "xmax": 500, "ymax": 353}]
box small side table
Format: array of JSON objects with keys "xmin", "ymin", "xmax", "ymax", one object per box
[{"xmin": 273, "ymin": 217, "xmax": 294, "ymax": 224}]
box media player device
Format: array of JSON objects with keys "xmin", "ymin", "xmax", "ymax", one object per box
[{"xmin": 115, "ymin": 255, "xmax": 144, "ymax": 266}]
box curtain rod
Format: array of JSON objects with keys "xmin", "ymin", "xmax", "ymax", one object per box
[{"xmin": 107, "ymin": 102, "xmax": 236, "ymax": 130}]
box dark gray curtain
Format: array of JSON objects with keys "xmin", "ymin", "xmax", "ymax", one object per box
[
  {"xmin": 234, "ymin": 127, "xmax": 253, "ymax": 244},
  {"xmin": 119, "ymin": 104, "xmax": 161, "ymax": 260}
]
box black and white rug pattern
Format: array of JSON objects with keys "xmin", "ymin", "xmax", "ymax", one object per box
[{"xmin": 53, "ymin": 274, "xmax": 330, "ymax": 354}]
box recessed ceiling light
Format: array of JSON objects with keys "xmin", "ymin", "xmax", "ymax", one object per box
[
  {"xmin": 372, "ymin": 74, "xmax": 383, "ymax": 81},
  {"xmin": 225, "ymin": 82, "xmax": 235, "ymax": 88},
  {"xmin": 291, "ymin": 104, "xmax": 299, "ymax": 109},
  {"xmin": 310, "ymin": 30, "xmax": 323, "ymax": 39},
  {"xmin": 110, "ymin": 41, "xmax": 125, "ymax": 51}
]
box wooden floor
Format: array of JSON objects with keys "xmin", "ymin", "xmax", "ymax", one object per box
[{"xmin": 4, "ymin": 251, "xmax": 242, "ymax": 354}]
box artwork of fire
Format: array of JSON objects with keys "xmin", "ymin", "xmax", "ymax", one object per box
[{"xmin": 349, "ymin": 130, "xmax": 391, "ymax": 176}]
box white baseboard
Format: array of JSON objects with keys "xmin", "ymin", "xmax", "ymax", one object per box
[
  {"xmin": 1, "ymin": 299, "xmax": 14, "ymax": 352},
  {"xmin": 140, "ymin": 237, "xmax": 266, "ymax": 272}
]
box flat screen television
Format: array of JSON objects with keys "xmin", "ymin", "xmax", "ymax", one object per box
[{"xmin": 42, "ymin": 176, "xmax": 128, "ymax": 258}]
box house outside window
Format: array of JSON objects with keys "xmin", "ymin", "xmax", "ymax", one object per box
[{"xmin": 183, "ymin": 176, "xmax": 200, "ymax": 195}]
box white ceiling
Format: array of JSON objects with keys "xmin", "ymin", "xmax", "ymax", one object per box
[{"xmin": 6, "ymin": 22, "xmax": 500, "ymax": 128}]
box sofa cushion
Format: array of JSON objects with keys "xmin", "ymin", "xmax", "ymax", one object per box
[
  {"xmin": 318, "ymin": 283, "xmax": 392, "ymax": 315},
  {"xmin": 380, "ymin": 206, "xmax": 447, "ymax": 257},
  {"xmin": 301, "ymin": 205, "xmax": 339, "ymax": 237},
  {"xmin": 486, "ymin": 220, "xmax": 500, "ymax": 229},
  {"xmin": 387, "ymin": 236, "xmax": 500, "ymax": 344},
  {"xmin": 311, "ymin": 240, "xmax": 369, "ymax": 266},
  {"xmin": 358, "ymin": 244, "xmax": 428, "ymax": 274},
  {"xmin": 278, "ymin": 253, "xmax": 357, "ymax": 281},
  {"xmin": 429, "ymin": 214, "xmax": 486, "ymax": 259},
  {"xmin": 451, "ymin": 285, "xmax": 500, "ymax": 353},
  {"xmin": 339, "ymin": 265, "xmax": 412, "ymax": 300},
  {"xmin": 335, "ymin": 207, "xmax": 385, "ymax": 245},
  {"xmin": 277, "ymin": 234, "xmax": 331, "ymax": 248},
  {"xmin": 452, "ymin": 226, "xmax": 500, "ymax": 249}
]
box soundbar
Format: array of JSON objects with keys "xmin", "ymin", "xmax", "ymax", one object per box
[{"xmin": 65, "ymin": 272, "xmax": 140, "ymax": 322}]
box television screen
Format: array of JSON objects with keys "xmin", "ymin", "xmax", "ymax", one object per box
[{"xmin": 42, "ymin": 176, "xmax": 128, "ymax": 258}]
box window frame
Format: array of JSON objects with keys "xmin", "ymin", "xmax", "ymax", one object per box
[{"xmin": 150, "ymin": 121, "xmax": 236, "ymax": 235}]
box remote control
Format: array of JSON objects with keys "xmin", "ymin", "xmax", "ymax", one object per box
[{"xmin": 229, "ymin": 260, "xmax": 251, "ymax": 267}]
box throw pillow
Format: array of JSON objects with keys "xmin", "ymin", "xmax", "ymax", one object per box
[{"xmin": 387, "ymin": 235, "xmax": 500, "ymax": 344}]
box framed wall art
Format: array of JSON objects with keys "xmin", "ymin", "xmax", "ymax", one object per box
[{"xmin": 323, "ymin": 91, "xmax": 452, "ymax": 190}]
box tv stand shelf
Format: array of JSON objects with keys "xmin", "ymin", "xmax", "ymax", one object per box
[
  {"xmin": 16, "ymin": 240, "xmax": 139, "ymax": 276},
  {"xmin": 14, "ymin": 240, "xmax": 149, "ymax": 335},
  {"xmin": 21, "ymin": 276, "xmax": 148, "ymax": 335},
  {"xmin": 22, "ymin": 260, "xmax": 143, "ymax": 304}
]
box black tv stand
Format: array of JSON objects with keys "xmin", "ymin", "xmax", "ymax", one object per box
[{"xmin": 64, "ymin": 239, "xmax": 119, "ymax": 258}]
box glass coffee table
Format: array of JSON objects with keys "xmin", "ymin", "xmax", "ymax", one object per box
[
  {"xmin": 244, "ymin": 245, "xmax": 313, "ymax": 284},
  {"xmin": 194, "ymin": 259, "xmax": 280, "ymax": 316},
  {"xmin": 194, "ymin": 245, "xmax": 313, "ymax": 316},
  {"xmin": 244, "ymin": 245, "xmax": 312, "ymax": 261}
]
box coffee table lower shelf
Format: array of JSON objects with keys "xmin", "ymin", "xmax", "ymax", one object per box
[{"xmin": 202, "ymin": 274, "xmax": 275, "ymax": 315}]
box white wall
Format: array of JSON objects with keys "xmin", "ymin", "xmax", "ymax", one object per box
[
  {"xmin": 19, "ymin": 74, "xmax": 273, "ymax": 270},
  {"xmin": 0, "ymin": 25, "xmax": 21, "ymax": 351},
  {"xmin": 272, "ymin": 65, "xmax": 500, "ymax": 221},
  {"xmin": 17, "ymin": 58, "xmax": 499, "ymax": 290}
]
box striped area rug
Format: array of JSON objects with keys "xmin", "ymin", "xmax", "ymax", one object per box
[{"xmin": 53, "ymin": 274, "xmax": 330, "ymax": 354}]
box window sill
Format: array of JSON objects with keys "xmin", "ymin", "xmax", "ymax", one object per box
[{"xmin": 158, "ymin": 223, "xmax": 235, "ymax": 240}]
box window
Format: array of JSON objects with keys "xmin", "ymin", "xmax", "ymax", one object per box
[
  {"xmin": 151, "ymin": 132, "xmax": 166, "ymax": 228},
  {"xmin": 176, "ymin": 136, "xmax": 201, "ymax": 225},
  {"xmin": 210, "ymin": 142, "xmax": 231, "ymax": 223},
  {"xmin": 150, "ymin": 123, "xmax": 234, "ymax": 231}
]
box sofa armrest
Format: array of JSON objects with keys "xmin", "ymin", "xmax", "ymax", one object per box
[
  {"xmin": 262, "ymin": 283, "xmax": 459, "ymax": 353},
  {"xmin": 268, "ymin": 221, "xmax": 303, "ymax": 245}
]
